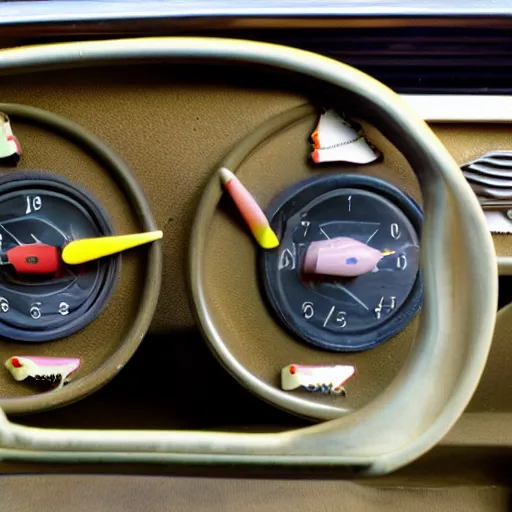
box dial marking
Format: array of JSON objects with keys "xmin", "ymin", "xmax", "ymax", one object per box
[
  {"xmin": 365, "ymin": 228, "xmax": 379, "ymax": 244},
  {"xmin": 319, "ymin": 227, "xmax": 330, "ymax": 240},
  {"xmin": 397, "ymin": 253, "xmax": 408, "ymax": 270},
  {"xmin": 374, "ymin": 296, "xmax": 397, "ymax": 319},
  {"xmin": 323, "ymin": 305, "xmax": 335, "ymax": 327},
  {"xmin": 322, "ymin": 307, "xmax": 348, "ymax": 328},
  {"xmin": 336, "ymin": 310, "xmax": 347, "ymax": 328},
  {"xmin": 302, "ymin": 301, "xmax": 314, "ymax": 319},
  {"xmin": 25, "ymin": 195, "xmax": 42, "ymax": 215},
  {"xmin": 1, "ymin": 216, "xmax": 68, "ymax": 245},
  {"xmin": 58, "ymin": 302, "xmax": 70, "ymax": 316},
  {"xmin": 300, "ymin": 220, "xmax": 310, "ymax": 238},
  {"xmin": 334, "ymin": 283, "xmax": 369, "ymax": 311},
  {"xmin": 0, "ymin": 223, "xmax": 22, "ymax": 245},
  {"xmin": 391, "ymin": 223, "xmax": 400, "ymax": 239},
  {"xmin": 0, "ymin": 297, "xmax": 9, "ymax": 313},
  {"xmin": 318, "ymin": 222, "xmax": 380, "ymax": 243},
  {"xmin": 279, "ymin": 248, "xmax": 296, "ymax": 270},
  {"xmin": 30, "ymin": 302, "xmax": 42, "ymax": 320}
]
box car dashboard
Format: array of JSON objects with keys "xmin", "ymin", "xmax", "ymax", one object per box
[{"xmin": 0, "ymin": 2, "xmax": 510, "ymax": 505}]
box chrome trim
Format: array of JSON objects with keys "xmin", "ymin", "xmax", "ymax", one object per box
[
  {"xmin": 0, "ymin": 1, "xmax": 511, "ymax": 26},
  {"xmin": 401, "ymin": 95, "xmax": 512, "ymax": 123}
]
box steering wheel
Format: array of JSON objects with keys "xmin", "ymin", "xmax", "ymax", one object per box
[{"xmin": 0, "ymin": 37, "xmax": 497, "ymax": 476}]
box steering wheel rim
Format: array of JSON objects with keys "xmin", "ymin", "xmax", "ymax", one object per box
[
  {"xmin": 0, "ymin": 37, "xmax": 497, "ymax": 475},
  {"xmin": 186, "ymin": 39, "xmax": 498, "ymax": 471}
]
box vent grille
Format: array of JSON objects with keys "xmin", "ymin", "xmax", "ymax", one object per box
[{"xmin": 224, "ymin": 27, "xmax": 512, "ymax": 94}]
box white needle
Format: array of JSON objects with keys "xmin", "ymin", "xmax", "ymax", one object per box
[
  {"xmin": 335, "ymin": 283, "xmax": 369, "ymax": 311},
  {"xmin": 323, "ymin": 305, "xmax": 335, "ymax": 327},
  {"xmin": 0, "ymin": 224, "xmax": 22, "ymax": 245},
  {"xmin": 319, "ymin": 227, "xmax": 330, "ymax": 240},
  {"xmin": 365, "ymin": 228, "xmax": 379, "ymax": 244}
]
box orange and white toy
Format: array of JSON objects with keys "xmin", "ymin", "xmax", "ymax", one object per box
[
  {"xmin": 219, "ymin": 167, "xmax": 279, "ymax": 249},
  {"xmin": 310, "ymin": 109, "xmax": 380, "ymax": 165},
  {"xmin": 0, "ymin": 113, "xmax": 21, "ymax": 163}
]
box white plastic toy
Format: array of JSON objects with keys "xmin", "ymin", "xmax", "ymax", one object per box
[
  {"xmin": 5, "ymin": 356, "xmax": 81, "ymax": 389},
  {"xmin": 281, "ymin": 363, "xmax": 356, "ymax": 396}
]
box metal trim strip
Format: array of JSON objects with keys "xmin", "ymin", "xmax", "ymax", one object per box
[
  {"xmin": 1, "ymin": 1, "xmax": 512, "ymax": 26},
  {"xmin": 402, "ymin": 95, "xmax": 512, "ymax": 123}
]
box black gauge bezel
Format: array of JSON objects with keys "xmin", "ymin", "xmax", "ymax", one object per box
[
  {"xmin": 0, "ymin": 172, "xmax": 119, "ymax": 342},
  {"xmin": 259, "ymin": 174, "xmax": 423, "ymax": 352}
]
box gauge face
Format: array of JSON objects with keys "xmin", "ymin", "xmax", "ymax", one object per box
[
  {"xmin": 260, "ymin": 175, "xmax": 423, "ymax": 352},
  {"xmin": 0, "ymin": 173, "xmax": 118, "ymax": 342}
]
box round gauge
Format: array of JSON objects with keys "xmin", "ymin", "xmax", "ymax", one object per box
[
  {"xmin": 260, "ymin": 175, "xmax": 422, "ymax": 352},
  {"xmin": 0, "ymin": 172, "xmax": 118, "ymax": 342}
]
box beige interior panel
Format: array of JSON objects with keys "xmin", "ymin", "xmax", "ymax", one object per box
[
  {"xmin": 0, "ymin": 122, "xmax": 145, "ymax": 400},
  {"xmin": 1, "ymin": 475, "xmax": 510, "ymax": 512},
  {"xmin": 468, "ymin": 301, "xmax": 512, "ymax": 412},
  {"xmin": 0, "ymin": 65, "xmax": 510, "ymax": 411},
  {"xmin": 0, "ymin": 66, "xmax": 307, "ymax": 332},
  {"xmin": 0, "ymin": 66, "xmax": 510, "ymax": 335},
  {"xmin": 204, "ymin": 114, "xmax": 422, "ymax": 413}
]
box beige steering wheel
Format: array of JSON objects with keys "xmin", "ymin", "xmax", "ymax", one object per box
[{"xmin": 0, "ymin": 37, "xmax": 497, "ymax": 476}]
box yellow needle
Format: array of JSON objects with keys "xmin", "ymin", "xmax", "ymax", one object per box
[{"xmin": 61, "ymin": 231, "xmax": 163, "ymax": 265}]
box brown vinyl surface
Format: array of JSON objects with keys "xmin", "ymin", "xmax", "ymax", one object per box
[
  {"xmin": 204, "ymin": 115, "xmax": 422, "ymax": 413},
  {"xmin": 0, "ymin": 119, "xmax": 146, "ymax": 400},
  {"xmin": 0, "ymin": 65, "xmax": 510, "ymax": 412},
  {"xmin": 468, "ymin": 299, "xmax": 512, "ymax": 412},
  {"xmin": 203, "ymin": 117, "xmax": 512, "ymax": 414},
  {"xmin": 1, "ymin": 475, "xmax": 510, "ymax": 512}
]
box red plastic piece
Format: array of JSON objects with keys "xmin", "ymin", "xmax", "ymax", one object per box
[
  {"xmin": 6, "ymin": 244, "xmax": 60, "ymax": 274},
  {"xmin": 6, "ymin": 135, "xmax": 21, "ymax": 155}
]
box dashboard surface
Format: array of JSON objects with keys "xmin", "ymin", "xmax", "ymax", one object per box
[
  {"xmin": 0, "ymin": 11, "xmax": 509, "ymax": 495},
  {"xmin": 0, "ymin": 62, "xmax": 506, "ymax": 414}
]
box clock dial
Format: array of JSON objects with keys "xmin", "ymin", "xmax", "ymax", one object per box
[
  {"xmin": 0, "ymin": 172, "xmax": 118, "ymax": 342},
  {"xmin": 260, "ymin": 175, "xmax": 422, "ymax": 352}
]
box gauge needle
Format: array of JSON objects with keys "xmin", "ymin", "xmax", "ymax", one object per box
[
  {"xmin": 61, "ymin": 230, "xmax": 163, "ymax": 265},
  {"xmin": 0, "ymin": 244, "xmax": 60, "ymax": 274},
  {"xmin": 303, "ymin": 237, "xmax": 394, "ymax": 278}
]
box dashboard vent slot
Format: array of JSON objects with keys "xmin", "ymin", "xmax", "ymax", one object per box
[{"xmin": 224, "ymin": 27, "xmax": 512, "ymax": 95}]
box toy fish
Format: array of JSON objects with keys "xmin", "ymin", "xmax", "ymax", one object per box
[
  {"xmin": 303, "ymin": 236, "xmax": 394, "ymax": 277},
  {"xmin": 281, "ymin": 363, "xmax": 356, "ymax": 396},
  {"xmin": 5, "ymin": 356, "xmax": 81, "ymax": 389}
]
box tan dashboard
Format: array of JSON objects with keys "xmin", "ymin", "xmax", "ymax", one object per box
[
  {"xmin": 0, "ymin": 37, "xmax": 506, "ymax": 480},
  {"xmin": 1, "ymin": 66, "xmax": 510, "ymax": 331}
]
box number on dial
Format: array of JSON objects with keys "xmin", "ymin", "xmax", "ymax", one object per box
[
  {"xmin": 374, "ymin": 296, "xmax": 396, "ymax": 319},
  {"xmin": 0, "ymin": 297, "xmax": 9, "ymax": 313},
  {"xmin": 58, "ymin": 302, "xmax": 70, "ymax": 316},
  {"xmin": 323, "ymin": 306, "xmax": 347, "ymax": 328},
  {"xmin": 30, "ymin": 302, "xmax": 42, "ymax": 320},
  {"xmin": 25, "ymin": 195, "xmax": 42, "ymax": 214},
  {"xmin": 302, "ymin": 301, "xmax": 314, "ymax": 319},
  {"xmin": 397, "ymin": 253, "xmax": 407, "ymax": 270}
]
